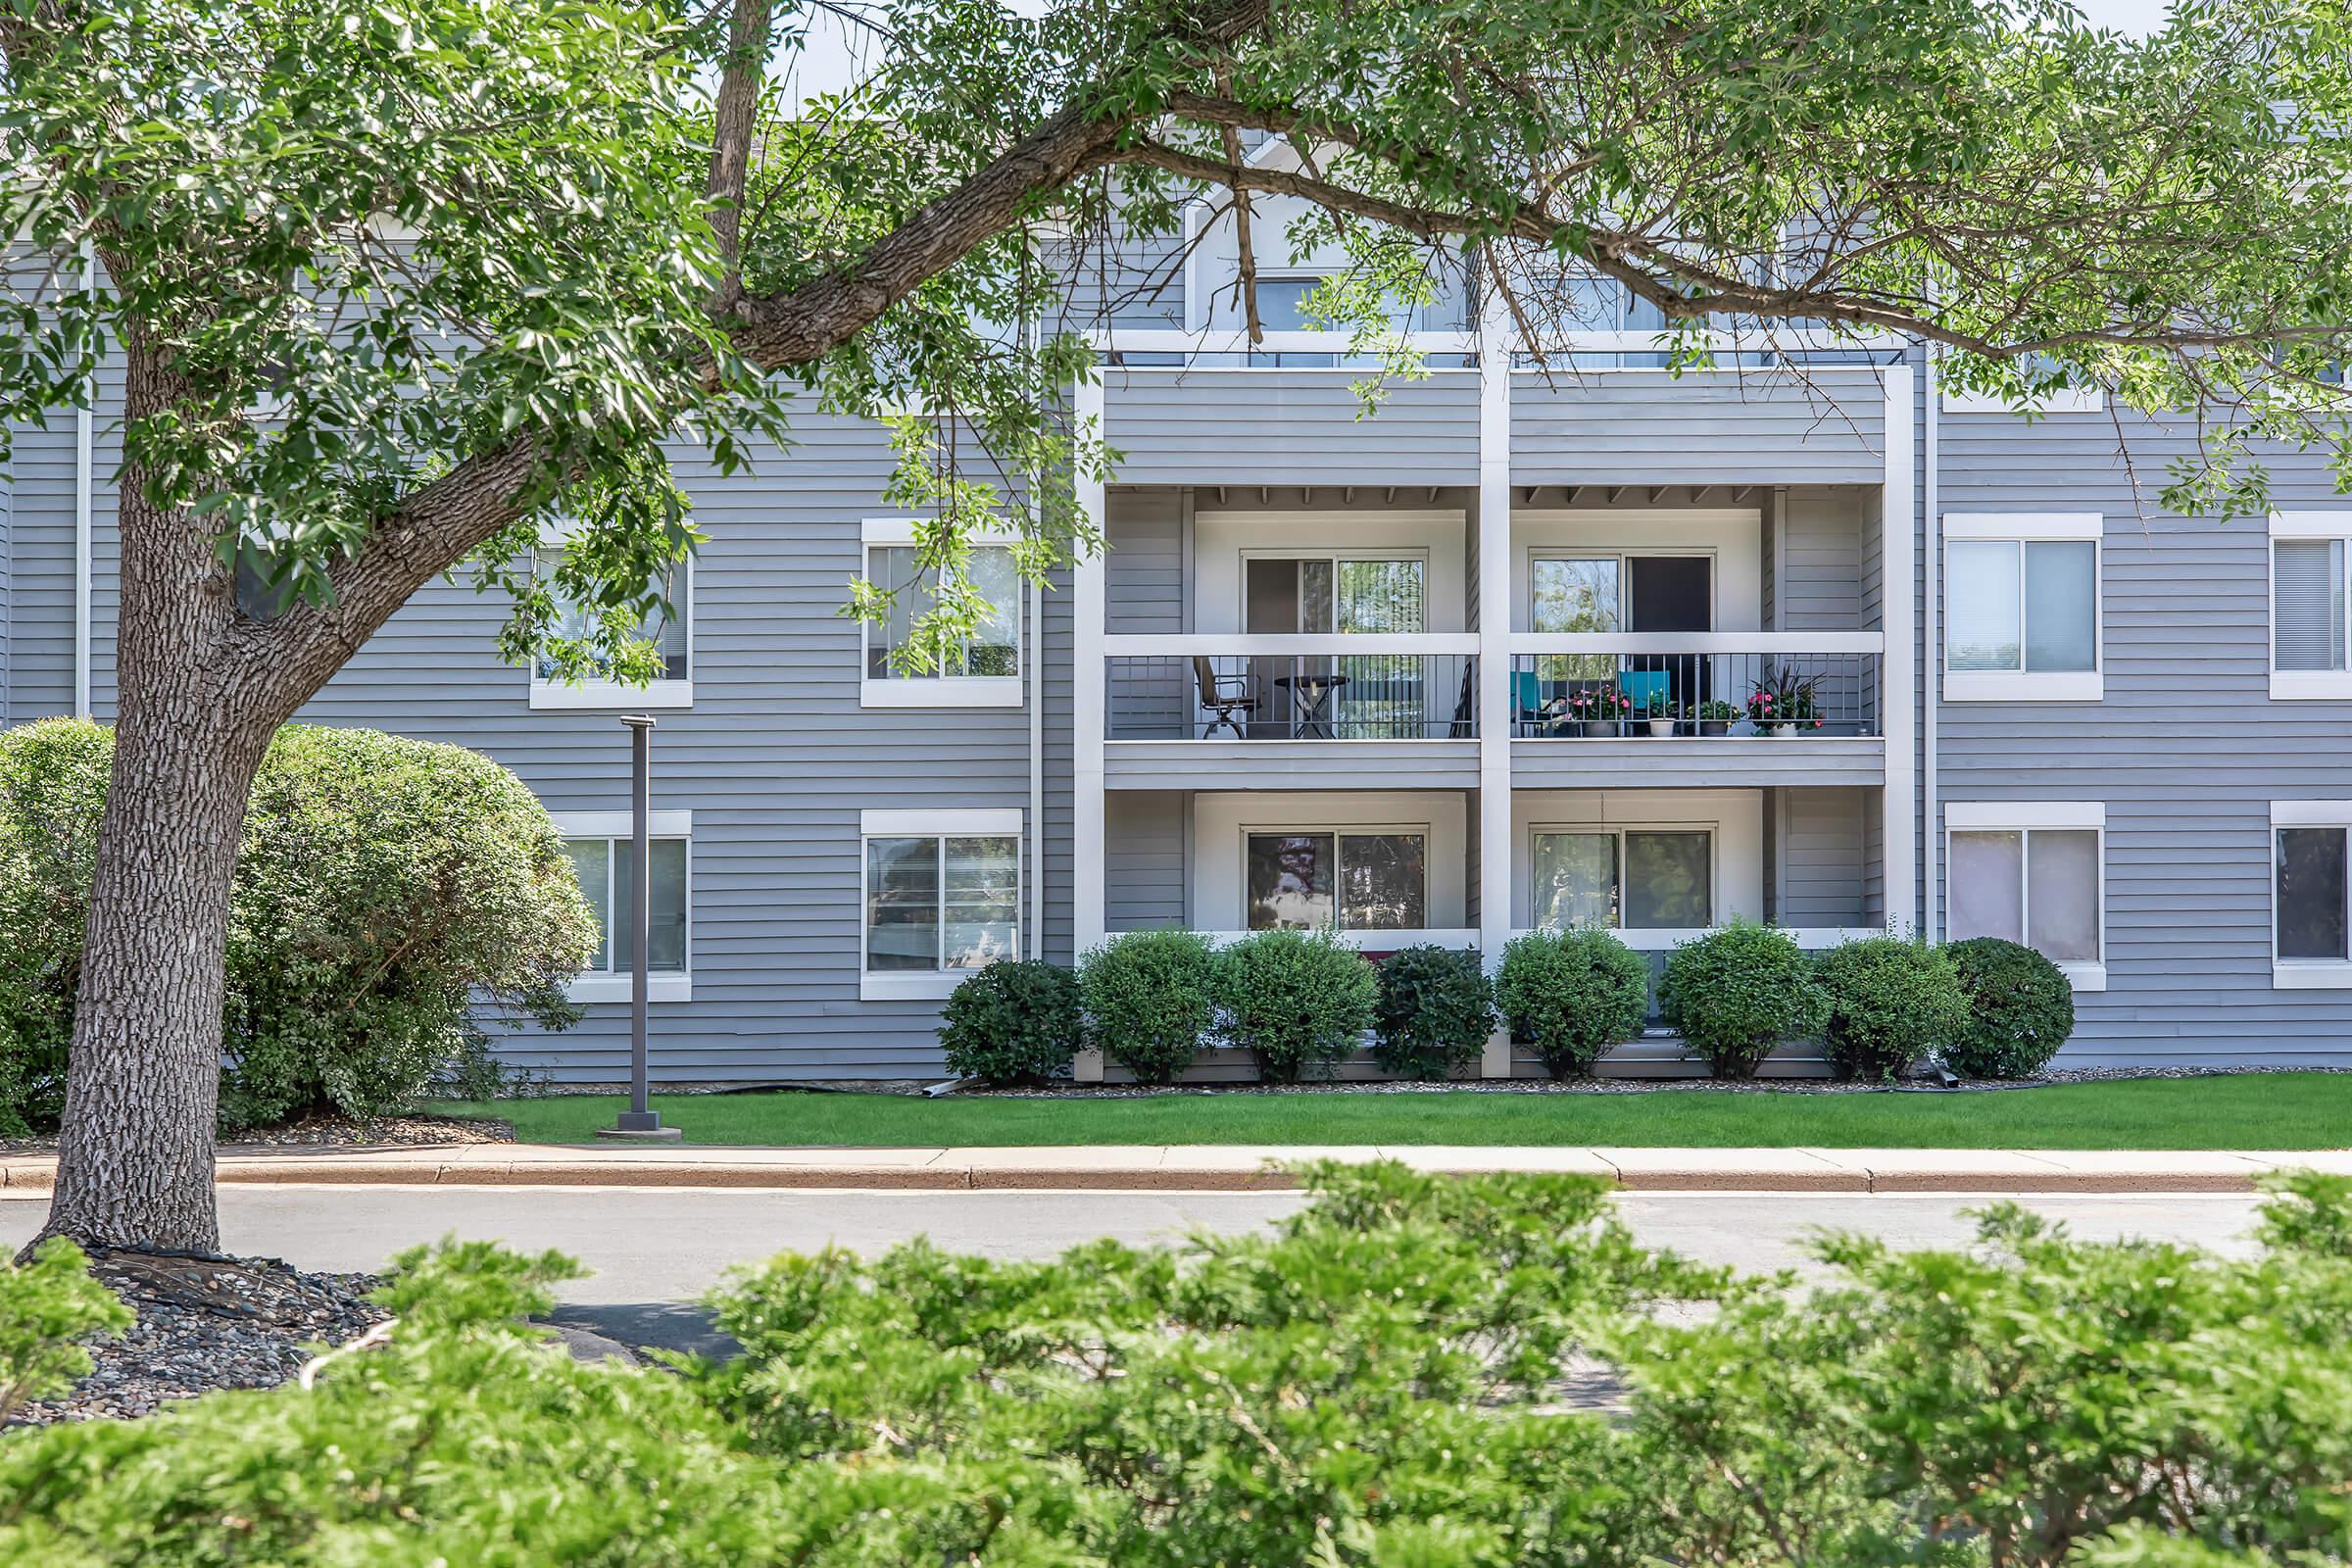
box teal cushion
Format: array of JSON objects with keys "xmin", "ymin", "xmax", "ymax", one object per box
[
  {"xmin": 1618, "ymin": 670, "xmax": 1670, "ymax": 709},
  {"xmin": 1511, "ymin": 669, "xmax": 1544, "ymax": 712}
]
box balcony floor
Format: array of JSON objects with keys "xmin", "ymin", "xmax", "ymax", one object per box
[
  {"xmin": 1511, "ymin": 736, "xmax": 1885, "ymax": 789},
  {"xmin": 1103, "ymin": 738, "xmax": 1483, "ymax": 791}
]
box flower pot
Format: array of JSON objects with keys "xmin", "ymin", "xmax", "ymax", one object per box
[
  {"xmin": 1773, "ymin": 723, "xmax": 1800, "ymax": 738},
  {"xmin": 1645, "ymin": 717, "xmax": 1675, "ymax": 738},
  {"xmin": 1699, "ymin": 720, "xmax": 1730, "ymax": 738}
]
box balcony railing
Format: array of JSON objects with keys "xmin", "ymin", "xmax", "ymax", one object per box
[
  {"xmin": 1104, "ymin": 636, "xmax": 1480, "ymax": 741},
  {"xmin": 1507, "ymin": 635, "xmax": 1883, "ymax": 739}
]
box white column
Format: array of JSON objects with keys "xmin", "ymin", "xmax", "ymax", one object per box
[
  {"xmin": 1071, "ymin": 371, "xmax": 1108, "ymax": 1081},
  {"xmin": 1476, "ymin": 298, "xmax": 1515, "ymax": 1077},
  {"xmin": 1880, "ymin": 364, "xmax": 1918, "ymax": 934}
]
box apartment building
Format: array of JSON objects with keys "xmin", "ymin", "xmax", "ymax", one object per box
[{"xmin": 7, "ymin": 185, "xmax": 2352, "ymax": 1082}]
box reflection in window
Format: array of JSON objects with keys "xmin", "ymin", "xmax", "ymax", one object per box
[
  {"xmin": 1247, "ymin": 831, "xmax": 1426, "ymax": 931},
  {"xmin": 865, "ymin": 834, "xmax": 1020, "ymax": 971},
  {"xmin": 866, "ymin": 545, "xmax": 1019, "ymax": 678},
  {"xmin": 564, "ymin": 836, "xmax": 689, "ymax": 973},
  {"xmin": 1530, "ymin": 829, "xmax": 1709, "ymax": 929},
  {"xmin": 535, "ymin": 551, "xmax": 688, "ymax": 681}
]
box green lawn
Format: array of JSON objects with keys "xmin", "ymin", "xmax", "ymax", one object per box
[{"xmin": 427, "ymin": 1072, "xmax": 2352, "ymax": 1151}]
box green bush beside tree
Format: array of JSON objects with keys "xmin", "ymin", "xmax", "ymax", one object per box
[
  {"xmin": 1941, "ymin": 937, "xmax": 2077, "ymax": 1079},
  {"xmin": 0, "ymin": 719, "xmax": 597, "ymax": 1135},
  {"xmin": 1496, "ymin": 928, "xmax": 1650, "ymax": 1078},
  {"xmin": 1658, "ymin": 919, "xmax": 1828, "ymax": 1079},
  {"xmin": 1077, "ymin": 929, "xmax": 1218, "ymax": 1084},
  {"xmin": 1370, "ymin": 945, "xmax": 1496, "ymax": 1080},
  {"xmin": 937, "ymin": 960, "xmax": 1080, "ymax": 1085},
  {"xmin": 1212, "ymin": 928, "xmax": 1378, "ymax": 1084},
  {"xmin": 1813, "ymin": 935, "xmax": 1971, "ymax": 1082}
]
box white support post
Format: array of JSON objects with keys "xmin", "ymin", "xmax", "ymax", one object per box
[
  {"xmin": 1071, "ymin": 372, "xmax": 1108, "ymax": 1081},
  {"xmin": 1476, "ymin": 296, "xmax": 1515, "ymax": 1077},
  {"xmin": 1880, "ymin": 364, "xmax": 1919, "ymax": 934}
]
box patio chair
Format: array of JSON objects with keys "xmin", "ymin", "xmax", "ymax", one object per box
[{"xmin": 1193, "ymin": 655, "xmax": 1257, "ymax": 739}]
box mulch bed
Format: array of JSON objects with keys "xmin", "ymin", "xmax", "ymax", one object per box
[
  {"xmin": 5, "ymin": 1249, "xmax": 389, "ymax": 1428},
  {"xmin": 1, "ymin": 1111, "xmax": 513, "ymax": 1157}
]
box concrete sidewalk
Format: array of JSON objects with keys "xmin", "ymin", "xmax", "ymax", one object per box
[{"xmin": 5, "ymin": 1142, "xmax": 2350, "ymax": 1194}]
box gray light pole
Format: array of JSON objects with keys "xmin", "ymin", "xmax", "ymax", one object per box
[{"xmin": 600, "ymin": 713, "xmax": 680, "ymax": 1141}]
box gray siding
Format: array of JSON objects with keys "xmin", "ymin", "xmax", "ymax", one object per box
[
  {"xmin": 1103, "ymin": 369, "xmax": 1480, "ymax": 486},
  {"xmin": 1104, "ymin": 789, "xmax": 1187, "ymax": 932},
  {"xmin": 1777, "ymin": 786, "xmax": 1870, "ymax": 926},
  {"xmin": 1510, "ymin": 368, "xmax": 1886, "ymax": 487},
  {"xmin": 1936, "ymin": 407, "xmax": 2352, "ymax": 1063}
]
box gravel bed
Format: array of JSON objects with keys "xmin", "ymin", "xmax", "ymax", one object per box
[
  {"xmin": 964, "ymin": 1064, "xmax": 2352, "ymax": 1100},
  {"xmin": 6, "ymin": 1249, "xmax": 388, "ymax": 1428},
  {"xmin": 1, "ymin": 1111, "xmax": 513, "ymax": 1156}
]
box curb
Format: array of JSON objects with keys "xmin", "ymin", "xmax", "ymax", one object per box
[{"xmin": 0, "ymin": 1150, "xmax": 2328, "ymax": 1195}]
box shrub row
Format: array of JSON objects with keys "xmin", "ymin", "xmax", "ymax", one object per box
[{"xmin": 942, "ymin": 924, "xmax": 2076, "ymax": 1086}]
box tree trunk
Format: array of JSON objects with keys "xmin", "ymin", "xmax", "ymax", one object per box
[{"xmin": 33, "ymin": 343, "xmax": 275, "ymax": 1254}]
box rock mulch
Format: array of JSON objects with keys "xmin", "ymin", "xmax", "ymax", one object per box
[
  {"xmin": 5, "ymin": 1249, "xmax": 389, "ymax": 1428},
  {"xmin": 0, "ymin": 1110, "xmax": 513, "ymax": 1157}
]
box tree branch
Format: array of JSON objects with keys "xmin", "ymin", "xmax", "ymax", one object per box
[{"xmin": 705, "ymin": 0, "xmax": 774, "ymax": 312}]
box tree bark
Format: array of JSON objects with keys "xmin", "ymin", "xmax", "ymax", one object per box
[{"xmin": 33, "ymin": 342, "xmax": 276, "ymax": 1253}]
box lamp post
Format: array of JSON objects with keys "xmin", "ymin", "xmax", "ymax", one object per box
[{"xmin": 600, "ymin": 712, "xmax": 680, "ymax": 1141}]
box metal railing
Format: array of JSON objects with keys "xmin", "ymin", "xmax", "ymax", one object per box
[
  {"xmin": 1106, "ymin": 644, "xmax": 1479, "ymax": 741},
  {"xmin": 1506, "ymin": 640, "xmax": 1881, "ymax": 739}
]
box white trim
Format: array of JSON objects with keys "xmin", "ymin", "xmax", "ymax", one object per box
[
  {"xmin": 2266, "ymin": 515, "xmax": 2352, "ymax": 697},
  {"xmin": 1942, "ymin": 512, "xmax": 2103, "ymax": 541},
  {"xmin": 1105, "ymin": 632, "xmax": 1480, "ymax": 657},
  {"xmin": 861, "ymin": 808, "xmax": 1023, "ymax": 836},
  {"xmin": 860, "ymin": 515, "xmax": 1022, "ymax": 545},
  {"xmin": 1945, "ymin": 800, "xmax": 2105, "ymax": 830},
  {"xmin": 530, "ymin": 678, "xmax": 695, "ymax": 710},
  {"xmin": 858, "ymin": 676, "xmax": 1023, "ymax": 709},
  {"xmin": 1508, "ymin": 631, "xmax": 1884, "ymax": 656},
  {"xmin": 1940, "ymin": 388, "xmax": 2105, "ymax": 416},
  {"xmin": 1477, "ymin": 287, "xmax": 1514, "ymax": 1076},
  {"xmin": 1511, "ymin": 926, "xmax": 1886, "ymax": 951},
  {"xmin": 2269, "ymin": 802, "xmax": 2352, "ymax": 988},
  {"xmin": 1071, "ymin": 375, "xmax": 1107, "ymax": 1080},
  {"xmin": 1195, "ymin": 927, "xmax": 1479, "ymax": 950},
  {"xmin": 552, "ymin": 808, "xmax": 694, "ymax": 840},
  {"xmin": 1941, "ymin": 808, "xmax": 2107, "ymax": 984},
  {"xmin": 2267, "ymin": 511, "xmax": 2352, "ymax": 540},
  {"xmin": 1941, "ymin": 670, "xmax": 2104, "ymax": 704},
  {"xmin": 546, "ymin": 813, "xmax": 694, "ymax": 1004},
  {"xmin": 1090, "ymin": 326, "xmax": 1883, "ymax": 358},
  {"xmin": 568, "ymin": 974, "xmax": 694, "ymax": 1004},
  {"xmin": 856, "ymin": 823, "xmax": 1025, "ymax": 1002},
  {"xmin": 1882, "ymin": 364, "xmax": 1918, "ymax": 933}
]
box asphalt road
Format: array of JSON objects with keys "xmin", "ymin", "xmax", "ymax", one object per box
[{"xmin": 0, "ymin": 1186, "xmax": 2270, "ymax": 1356}]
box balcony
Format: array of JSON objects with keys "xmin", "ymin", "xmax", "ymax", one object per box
[
  {"xmin": 1102, "ymin": 636, "xmax": 1481, "ymax": 790},
  {"xmin": 1508, "ymin": 635, "xmax": 1886, "ymax": 788}
]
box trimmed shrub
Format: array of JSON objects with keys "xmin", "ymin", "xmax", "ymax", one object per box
[
  {"xmin": 1077, "ymin": 930, "xmax": 1217, "ymax": 1084},
  {"xmin": 1658, "ymin": 919, "xmax": 1828, "ymax": 1079},
  {"xmin": 0, "ymin": 720, "xmax": 599, "ymax": 1135},
  {"xmin": 1496, "ymin": 928, "xmax": 1648, "ymax": 1078},
  {"xmin": 1371, "ymin": 945, "xmax": 1496, "ymax": 1080},
  {"xmin": 1813, "ymin": 936, "xmax": 1970, "ymax": 1083},
  {"xmin": 1214, "ymin": 929, "xmax": 1378, "ymax": 1084},
  {"xmin": 1941, "ymin": 937, "xmax": 2076, "ymax": 1079},
  {"xmin": 937, "ymin": 960, "xmax": 1080, "ymax": 1085}
]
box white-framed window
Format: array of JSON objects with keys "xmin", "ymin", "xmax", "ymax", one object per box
[
  {"xmin": 1530, "ymin": 826, "xmax": 1713, "ymax": 931},
  {"xmin": 551, "ymin": 809, "xmax": 692, "ymax": 1003},
  {"xmin": 527, "ymin": 527, "xmax": 693, "ymax": 711},
  {"xmin": 1941, "ymin": 514, "xmax": 2102, "ymax": 703},
  {"xmin": 2269, "ymin": 514, "xmax": 2352, "ymax": 699},
  {"xmin": 1944, "ymin": 802, "xmax": 2105, "ymax": 991},
  {"xmin": 859, "ymin": 518, "xmax": 1022, "ymax": 710},
  {"xmin": 2272, "ymin": 802, "xmax": 2352, "ymax": 988},
  {"xmin": 1244, "ymin": 828, "xmax": 1427, "ymax": 931},
  {"xmin": 859, "ymin": 808, "xmax": 1022, "ymax": 1000}
]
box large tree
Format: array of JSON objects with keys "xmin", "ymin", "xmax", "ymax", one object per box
[{"xmin": 1, "ymin": 0, "xmax": 2347, "ymax": 1251}]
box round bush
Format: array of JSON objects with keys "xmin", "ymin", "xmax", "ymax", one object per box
[
  {"xmin": 937, "ymin": 960, "xmax": 1080, "ymax": 1085},
  {"xmin": 1657, "ymin": 919, "xmax": 1828, "ymax": 1080},
  {"xmin": 1940, "ymin": 937, "xmax": 2076, "ymax": 1079},
  {"xmin": 1214, "ymin": 929, "xmax": 1378, "ymax": 1084},
  {"xmin": 1371, "ymin": 945, "xmax": 1496, "ymax": 1081},
  {"xmin": 1814, "ymin": 936, "xmax": 1970, "ymax": 1083},
  {"xmin": 0, "ymin": 719, "xmax": 600, "ymax": 1136},
  {"xmin": 1077, "ymin": 930, "xmax": 1217, "ymax": 1084},
  {"xmin": 1496, "ymin": 928, "xmax": 1648, "ymax": 1078}
]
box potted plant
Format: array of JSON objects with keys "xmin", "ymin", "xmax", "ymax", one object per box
[
  {"xmin": 1561, "ymin": 686, "xmax": 1631, "ymax": 737},
  {"xmin": 1695, "ymin": 698, "xmax": 1740, "ymax": 737},
  {"xmin": 1642, "ymin": 690, "xmax": 1677, "ymax": 738},
  {"xmin": 1746, "ymin": 669, "xmax": 1825, "ymax": 737}
]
